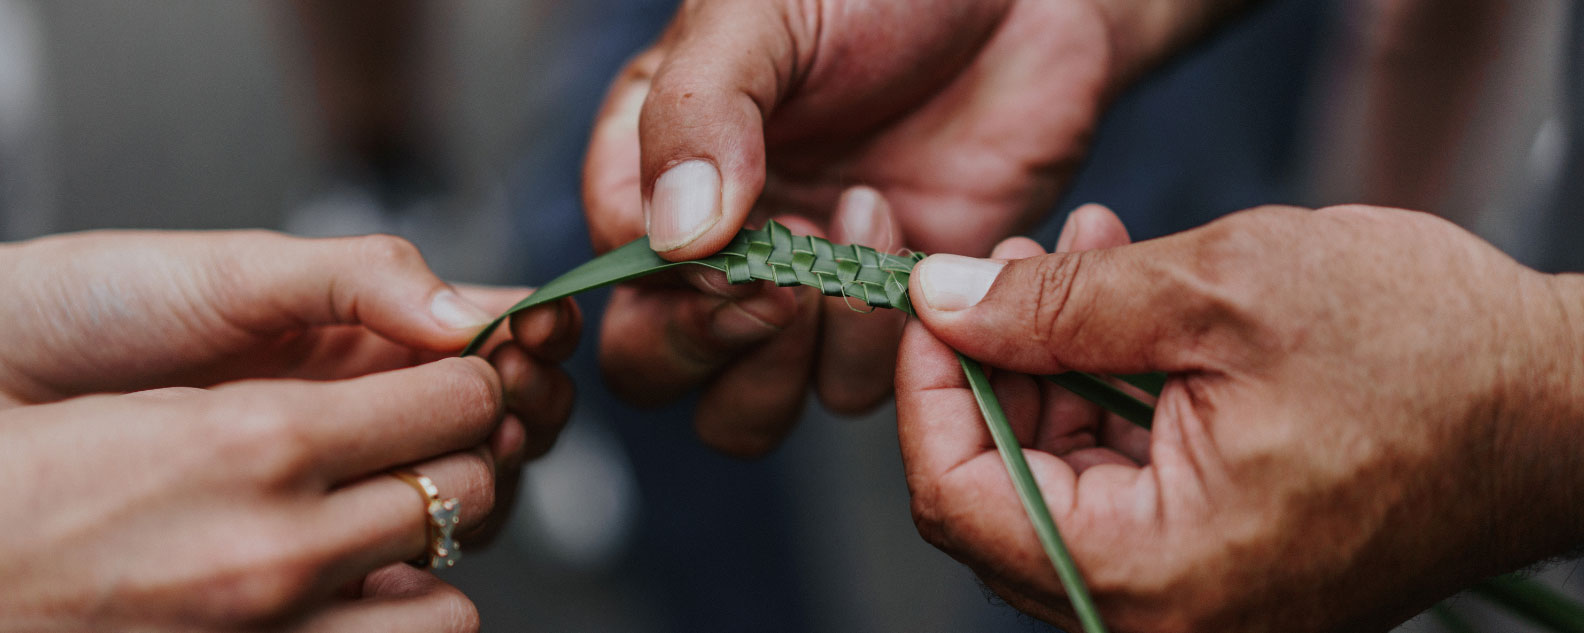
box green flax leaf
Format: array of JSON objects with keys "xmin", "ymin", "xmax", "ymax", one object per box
[
  {"xmin": 960, "ymin": 353, "xmax": 1108, "ymax": 632},
  {"xmin": 461, "ymin": 237, "xmax": 700, "ymax": 356},
  {"xmin": 1046, "ymin": 372, "xmax": 1155, "ymax": 430}
]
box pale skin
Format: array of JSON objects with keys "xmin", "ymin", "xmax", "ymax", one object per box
[
  {"xmin": 0, "ymin": 231, "xmax": 580, "ymax": 632},
  {"xmin": 900, "ymin": 202, "xmax": 1584, "ymax": 632}
]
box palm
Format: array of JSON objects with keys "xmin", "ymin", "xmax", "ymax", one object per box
[{"xmin": 757, "ymin": 0, "xmax": 1111, "ymax": 255}]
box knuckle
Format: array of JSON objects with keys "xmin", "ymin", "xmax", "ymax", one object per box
[
  {"xmin": 237, "ymin": 563, "xmax": 316, "ymax": 620},
  {"xmin": 206, "ymin": 530, "xmax": 323, "ymax": 622},
  {"xmin": 213, "ymin": 397, "xmax": 314, "ymax": 485},
  {"xmin": 355, "ymin": 233, "xmax": 425, "ymax": 269},
  {"xmin": 1026, "ymin": 253, "xmax": 1086, "ymax": 353},
  {"xmin": 438, "ymin": 358, "xmax": 506, "ymax": 421}
]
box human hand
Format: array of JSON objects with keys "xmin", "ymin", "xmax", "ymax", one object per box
[
  {"xmin": 0, "ymin": 229, "xmax": 579, "ymax": 451},
  {"xmin": 582, "ymin": 0, "xmax": 1142, "ymax": 455},
  {"xmin": 0, "ymin": 357, "xmax": 541, "ymax": 632},
  {"xmin": 0, "ymin": 230, "xmax": 580, "ymax": 558},
  {"xmin": 897, "ymin": 204, "xmax": 1584, "ymax": 631}
]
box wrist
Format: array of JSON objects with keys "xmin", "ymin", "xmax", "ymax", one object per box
[
  {"xmin": 1510, "ymin": 272, "xmax": 1584, "ymax": 553},
  {"xmin": 1088, "ymin": 0, "xmax": 1254, "ymax": 93}
]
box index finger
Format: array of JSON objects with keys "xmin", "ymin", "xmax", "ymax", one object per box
[
  {"xmin": 583, "ymin": 47, "xmax": 664, "ymax": 254},
  {"xmin": 896, "ymin": 313, "xmax": 1158, "ymax": 600}
]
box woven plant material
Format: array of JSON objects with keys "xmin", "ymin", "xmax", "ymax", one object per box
[
  {"xmin": 462, "ymin": 221, "xmax": 925, "ymax": 356},
  {"xmin": 717, "ymin": 221, "xmax": 924, "ymax": 311}
]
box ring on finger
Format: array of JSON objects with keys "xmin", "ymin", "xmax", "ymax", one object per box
[{"xmin": 391, "ymin": 470, "xmax": 462, "ymax": 570}]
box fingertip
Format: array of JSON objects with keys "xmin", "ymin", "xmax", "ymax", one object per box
[
  {"xmin": 990, "ymin": 237, "xmax": 1047, "ymax": 260},
  {"xmin": 488, "ymin": 344, "xmax": 533, "ymax": 410},
  {"xmin": 833, "ymin": 185, "xmax": 901, "ymax": 251},
  {"xmin": 638, "ymin": 58, "xmax": 768, "ymax": 261},
  {"xmin": 490, "ymin": 415, "xmax": 528, "ymax": 467},
  {"xmin": 508, "ymin": 296, "xmax": 582, "ymax": 362},
  {"xmin": 909, "ymin": 254, "xmax": 1007, "ymax": 314},
  {"xmin": 426, "ymin": 356, "xmax": 506, "ymax": 422},
  {"xmin": 433, "ymin": 288, "xmax": 493, "ymax": 323},
  {"xmin": 1062, "ymin": 203, "xmax": 1131, "ymax": 252},
  {"xmin": 647, "ymin": 159, "xmax": 725, "ymax": 256}
]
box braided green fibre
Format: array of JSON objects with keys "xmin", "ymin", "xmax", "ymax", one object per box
[
  {"xmin": 716, "ymin": 221, "xmax": 924, "ymax": 312},
  {"xmin": 460, "ymin": 220, "xmax": 926, "ymax": 356}
]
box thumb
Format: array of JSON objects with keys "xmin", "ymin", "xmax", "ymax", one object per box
[
  {"xmin": 639, "ymin": 2, "xmax": 802, "ymax": 260},
  {"xmin": 222, "ymin": 233, "xmax": 496, "ymax": 352},
  {"xmin": 908, "ymin": 235, "xmax": 1214, "ymax": 376}
]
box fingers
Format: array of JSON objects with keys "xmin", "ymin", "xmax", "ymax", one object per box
[
  {"xmin": 895, "ymin": 312, "xmax": 1000, "ymax": 487},
  {"xmin": 584, "ymin": 48, "xmax": 662, "ymax": 254},
  {"xmin": 504, "ymin": 296, "xmax": 582, "ymax": 363},
  {"xmin": 451, "ymin": 284, "xmax": 581, "ymax": 362},
  {"xmin": 693, "ymin": 286, "xmax": 821, "ymax": 457},
  {"xmin": 636, "ymin": 2, "xmax": 800, "ymax": 259},
  {"xmin": 1053, "ymin": 203, "xmax": 1130, "ymax": 254},
  {"xmin": 908, "ymin": 204, "xmax": 1209, "ymax": 376},
  {"xmin": 219, "ymin": 232, "xmax": 498, "ymax": 353},
  {"xmin": 896, "ymin": 313, "xmax": 1149, "ymax": 598},
  {"xmin": 288, "ymin": 565, "xmax": 478, "ymax": 633},
  {"xmin": 598, "ymin": 275, "xmax": 801, "ymax": 406},
  {"xmin": 214, "ymin": 357, "xmax": 505, "ymax": 483},
  {"xmin": 488, "ymin": 344, "xmax": 574, "ymax": 460},
  {"xmin": 816, "ymin": 187, "xmax": 908, "ymax": 414},
  {"xmin": 1030, "ymin": 205, "xmax": 1153, "ymax": 466},
  {"xmin": 895, "ymin": 310, "xmax": 1084, "ymax": 588},
  {"xmin": 318, "ymin": 449, "xmax": 497, "ymax": 579}
]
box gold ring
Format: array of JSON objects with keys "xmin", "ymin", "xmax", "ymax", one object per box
[{"xmin": 392, "ymin": 470, "xmax": 461, "ymax": 569}]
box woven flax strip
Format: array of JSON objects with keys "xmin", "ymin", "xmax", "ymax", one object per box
[{"xmin": 719, "ymin": 221, "xmax": 925, "ymax": 311}]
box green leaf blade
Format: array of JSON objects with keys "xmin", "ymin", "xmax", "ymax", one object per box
[{"xmin": 958, "ymin": 353, "xmax": 1108, "ymax": 633}]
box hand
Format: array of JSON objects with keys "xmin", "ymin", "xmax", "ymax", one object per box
[
  {"xmin": 0, "ymin": 231, "xmax": 581, "ymax": 630},
  {"xmin": 583, "ymin": 0, "xmax": 1133, "ymax": 455},
  {"xmin": 897, "ymin": 204, "xmax": 1584, "ymax": 631},
  {"xmin": 0, "ymin": 358, "xmax": 523, "ymax": 632},
  {"xmin": 0, "ymin": 229, "xmax": 579, "ymax": 458}
]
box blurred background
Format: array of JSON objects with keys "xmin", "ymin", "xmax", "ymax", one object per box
[{"xmin": 0, "ymin": 0, "xmax": 1579, "ymax": 631}]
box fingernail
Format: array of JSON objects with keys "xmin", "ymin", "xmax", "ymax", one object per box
[
  {"xmin": 838, "ymin": 187, "xmax": 891, "ymax": 248},
  {"xmin": 1054, "ymin": 209, "xmax": 1084, "ymax": 253},
  {"xmin": 648, "ymin": 160, "xmax": 722, "ymax": 252},
  {"xmin": 916, "ymin": 254, "xmax": 1005, "ymax": 311},
  {"xmin": 431, "ymin": 289, "xmax": 493, "ymax": 330}
]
